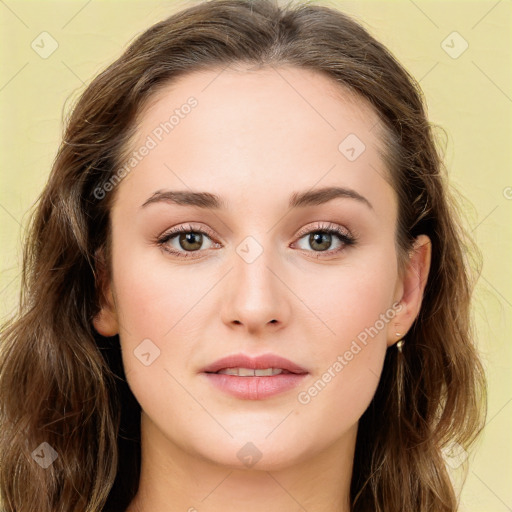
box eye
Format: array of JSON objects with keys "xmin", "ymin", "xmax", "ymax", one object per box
[
  {"xmin": 156, "ymin": 221, "xmax": 356, "ymax": 260},
  {"xmin": 156, "ymin": 224, "xmax": 219, "ymax": 258},
  {"xmin": 293, "ymin": 222, "xmax": 356, "ymax": 257}
]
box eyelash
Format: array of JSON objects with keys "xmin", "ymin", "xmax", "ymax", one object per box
[{"xmin": 156, "ymin": 221, "xmax": 357, "ymax": 259}]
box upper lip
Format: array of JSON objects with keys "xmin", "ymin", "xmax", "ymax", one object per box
[{"xmin": 201, "ymin": 353, "xmax": 308, "ymax": 374}]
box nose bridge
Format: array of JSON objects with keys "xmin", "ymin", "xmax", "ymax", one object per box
[{"xmin": 220, "ymin": 232, "xmax": 290, "ymax": 331}]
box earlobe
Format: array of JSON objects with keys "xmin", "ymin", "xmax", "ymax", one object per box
[
  {"xmin": 387, "ymin": 234, "xmax": 432, "ymax": 347},
  {"xmin": 92, "ymin": 247, "xmax": 119, "ymax": 337},
  {"xmin": 93, "ymin": 290, "xmax": 119, "ymax": 337},
  {"xmin": 93, "ymin": 305, "xmax": 119, "ymax": 337}
]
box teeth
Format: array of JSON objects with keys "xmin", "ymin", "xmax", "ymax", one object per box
[{"xmin": 216, "ymin": 367, "xmax": 284, "ymax": 376}]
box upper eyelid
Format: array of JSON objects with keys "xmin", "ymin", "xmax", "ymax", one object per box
[{"xmin": 295, "ymin": 221, "xmax": 351, "ymax": 238}]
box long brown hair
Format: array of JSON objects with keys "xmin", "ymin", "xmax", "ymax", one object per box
[{"xmin": 0, "ymin": 1, "xmax": 487, "ymax": 510}]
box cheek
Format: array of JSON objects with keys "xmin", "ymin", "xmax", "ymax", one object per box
[
  {"xmin": 303, "ymin": 252, "xmax": 397, "ymax": 345},
  {"xmin": 293, "ymin": 252, "xmax": 397, "ymax": 418},
  {"xmin": 112, "ymin": 251, "xmax": 203, "ymax": 424},
  {"xmin": 111, "ymin": 245, "xmax": 205, "ymax": 339},
  {"xmin": 296, "ymin": 341, "xmax": 387, "ymax": 450},
  {"xmin": 110, "ymin": 244, "xmax": 225, "ymax": 406}
]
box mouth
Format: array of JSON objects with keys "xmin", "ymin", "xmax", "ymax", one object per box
[
  {"xmin": 206, "ymin": 367, "xmax": 298, "ymax": 376},
  {"xmin": 201, "ymin": 353, "xmax": 308, "ymax": 400},
  {"xmin": 201, "ymin": 353, "xmax": 308, "ymax": 375}
]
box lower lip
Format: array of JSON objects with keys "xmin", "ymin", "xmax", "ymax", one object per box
[{"xmin": 202, "ymin": 372, "xmax": 308, "ymax": 400}]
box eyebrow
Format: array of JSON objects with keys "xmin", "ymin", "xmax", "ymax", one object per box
[{"xmin": 140, "ymin": 186, "xmax": 373, "ymax": 211}]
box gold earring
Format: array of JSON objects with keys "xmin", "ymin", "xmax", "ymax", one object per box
[
  {"xmin": 395, "ymin": 333, "xmax": 405, "ymax": 417},
  {"xmin": 396, "ymin": 333, "xmax": 404, "ymax": 353}
]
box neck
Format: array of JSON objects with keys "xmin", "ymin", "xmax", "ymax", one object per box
[{"xmin": 127, "ymin": 412, "xmax": 356, "ymax": 512}]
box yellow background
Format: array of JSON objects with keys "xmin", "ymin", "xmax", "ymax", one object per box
[{"xmin": 0, "ymin": 1, "xmax": 510, "ymax": 510}]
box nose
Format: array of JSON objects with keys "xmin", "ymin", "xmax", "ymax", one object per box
[{"xmin": 220, "ymin": 239, "xmax": 291, "ymax": 335}]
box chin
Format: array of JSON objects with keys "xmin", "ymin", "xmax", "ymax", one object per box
[{"xmin": 193, "ymin": 434, "xmax": 313, "ymax": 472}]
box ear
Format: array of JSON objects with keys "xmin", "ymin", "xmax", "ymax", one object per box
[
  {"xmin": 92, "ymin": 247, "xmax": 119, "ymax": 337},
  {"xmin": 387, "ymin": 234, "xmax": 432, "ymax": 347}
]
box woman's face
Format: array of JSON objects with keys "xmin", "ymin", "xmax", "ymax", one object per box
[{"xmin": 94, "ymin": 65, "xmax": 430, "ymax": 471}]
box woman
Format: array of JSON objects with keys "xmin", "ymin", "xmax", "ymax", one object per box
[{"xmin": 0, "ymin": 0, "xmax": 487, "ymax": 511}]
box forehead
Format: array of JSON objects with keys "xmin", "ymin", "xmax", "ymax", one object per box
[
  {"xmin": 113, "ymin": 65, "xmax": 394, "ymax": 220},
  {"xmin": 138, "ymin": 64, "xmax": 382, "ymax": 140}
]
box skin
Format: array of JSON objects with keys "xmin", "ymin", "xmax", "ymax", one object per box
[{"xmin": 94, "ymin": 64, "xmax": 431, "ymax": 512}]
